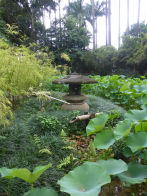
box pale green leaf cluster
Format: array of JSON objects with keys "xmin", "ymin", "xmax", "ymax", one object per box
[{"xmin": 0, "ymin": 39, "xmax": 58, "ymax": 125}]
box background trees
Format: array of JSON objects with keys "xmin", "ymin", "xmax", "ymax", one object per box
[{"xmin": 0, "ymin": 0, "xmax": 146, "ymax": 75}]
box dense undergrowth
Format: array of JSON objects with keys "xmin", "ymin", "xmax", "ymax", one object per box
[{"xmin": 0, "ymin": 92, "xmax": 126, "ymax": 196}]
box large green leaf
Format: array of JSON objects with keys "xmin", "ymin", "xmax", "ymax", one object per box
[
  {"xmin": 126, "ymin": 132, "xmax": 147, "ymax": 152},
  {"xmin": 86, "ymin": 113, "xmax": 109, "ymax": 136},
  {"xmin": 135, "ymin": 122, "xmax": 147, "ymax": 132},
  {"xmin": 58, "ymin": 164, "xmax": 111, "ymax": 196},
  {"xmin": 84, "ymin": 159, "xmax": 128, "ymax": 175},
  {"xmin": 94, "ymin": 129, "xmax": 115, "ymax": 150},
  {"xmin": 11, "ymin": 164, "xmax": 52, "ymax": 184},
  {"xmin": 134, "ymin": 85, "xmax": 147, "ymax": 92},
  {"xmin": 0, "ymin": 167, "xmax": 15, "ymax": 180},
  {"xmin": 23, "ymin": 188, "xmax": 58, "ymax": 196},
  {"xmin": 113, "ymin": 120, "xmax": 132, "ymax": 140},
  {"xmin": 125, "ymin": 108, "xmax": 147, "ymax": 122},
  {"xmin": 117, "ymin": 162, "xmax": 147, "ymax": 184}
]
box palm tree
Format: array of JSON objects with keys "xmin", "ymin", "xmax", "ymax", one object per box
[
  {"xmin": 85, "ymin": 0, "xmax": 106, "ymax": 49},
  {"xmin": 108, "ymin": 0, "xmax": 111, "ymax": 46},
  {"xmin": 66, "ymin": 0, "xmax": 85, "ymax": 26},
  {"xmin": 136, "ymin": 0, "xmax": 141, "ymax": 36},
  {"xmin": 127, "ymin": 0, "xmax": 129, "ymax": 34},
  {"xmin": 106, "ymin": 0, "xmax": 108, "ymax": 46},
  {"xmin": 91, "ymin": 0, "xmax": 95, "ymax": 49},
  {"xmin": 118, "ymin": 0, "xmax": 120, "ymax": 47}
]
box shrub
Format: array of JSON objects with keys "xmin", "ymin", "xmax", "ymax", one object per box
[{"xmin": 0, "ymin": 39, "xmax": 58, "ymax": 125}]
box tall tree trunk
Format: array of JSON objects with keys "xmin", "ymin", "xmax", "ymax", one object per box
[
  {"xmin": 127, "ymin": 0, "xmax": 129, "ymax": 34},
  {"xmin": 108, "ymin": 0, "xmax": 111, "ymax": 46},
  {"xmin": 96, "ymin": 18, "xmax": 98, "ymax": 48},
  {"xmin": 31, "ymin": 9, "xmax": 35, "ymax": 40},
  {"xmin": 58, "ymin": 0, "xmax": 62, "ymax": 46},
  {"xmin": 136, "ymin": 0, "xmax": 141, "ymax": 36},
  {"xmin": 118, "ymin": 0, "xmax": 120, "ymax": 48},
  {"xmin": 48, "ymin": 7, "xmax": 51, "ymax": 28},
  {"xmin": 42, "ymin": 7, "xmax": 45, "ymax": 26},
  {"xmin": 106, "ymin": 0, "xmax": 108, "ymax": 46},
  {"xmin": 91, "ymin": 0, "xmax": 95, "ymax": 50}
]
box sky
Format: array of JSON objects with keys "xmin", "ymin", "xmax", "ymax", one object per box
[{"xmin": 45, "ymin": 0, "xmax": 147, "ymax": 48}]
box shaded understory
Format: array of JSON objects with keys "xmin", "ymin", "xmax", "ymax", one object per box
[{"xmin": 0, "ymin": 92, "xmax": 146, "ymax": 196}]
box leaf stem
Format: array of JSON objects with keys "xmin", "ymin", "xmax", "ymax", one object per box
[
  {"xmin": 31, "ymin": 184, "xmax": 33, "ymax": 192},
  {"xmin": 8, "ymin": 180, "xmax": 10, "ymax": 196}
]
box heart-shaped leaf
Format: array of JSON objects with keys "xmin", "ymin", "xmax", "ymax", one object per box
[
  {"xmin": 11, "ymin": 164, "xmax": 52, "ymax": 184},
  {"xmin": 86, "ymin": 113, "xmax": 109, "ymax": 136},
  {"xmin": 94, "ymin": 129, "xmax": 115, "ymax": 150},
  {"xmin": 23, "ymin": 188, "xmax": 58, "ymax": 196},
  {"xmin": 58, "ymin": 163, "xmax": 110, "ymax": 196},
  {"xmin": 117, "ymin": 162, "xmax": 147, "ymax": 184},
  {"xmin": 126, "ymin": 132, "xmax": 147, "ymax": 152},
  {"xmin": 113, "ymin": 120, "xmax": 132, "ymax": 140},
  {"xmin": 84, "ymin": 159, "xmax": 128, "ymax": 175},
  {"xmin": 125, "ymin": 108, "xmax": 147, "ymax": 122},
  {"xmin": 0, "ymin": 167, "xmax": 16, "ymax": 180}
]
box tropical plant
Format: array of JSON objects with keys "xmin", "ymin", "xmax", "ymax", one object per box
[
  {"xmin": 82, "ymin": 75, "xmax": 147, "ymax": 109},
  {"xmin": 0, "ymin": 39, "xmax": 57, "ymax": 125},
  {"xmin": 23, "ymin": 187, "xmax": 58, "ymax": 196},
  {"xmin": 0, "ymin": 164, "xmax": 51, "ymax": 195}
]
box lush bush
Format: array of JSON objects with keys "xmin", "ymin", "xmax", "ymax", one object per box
[
  {"xmin": 69, "ymin": 46, "xmax": 117, "ymax": 75},
  {"xmin": 83, "ymin": 75, "xmax": 147, "ymax": 109},
  {"xmin": 116, "ymin": 23, "xmax": 147, "ymax": 75},
  {"xmin": 0, "ymin": 90, "xmax": 12, "ymax": 126},
  {"xmin": 0, "ymin": 39, "xmax": 58, "ymax": 125}
]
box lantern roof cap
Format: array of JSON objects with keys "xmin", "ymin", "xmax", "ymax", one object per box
[{"xmin": 53, "ymin": 72, "xmax": 97, "ymax": 84}]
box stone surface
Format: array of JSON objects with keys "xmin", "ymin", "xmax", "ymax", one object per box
[
  {"xmin": 63, "ymin": 95, "xmax": 86, "ymax": 103},
  {"xmin": 62, "ymin": 103, "xmax": 89, "ymax": 111},
  {"xmin": 53, "ymin": 73, "xmax": 97, "ymax": 111},
  {"xmin": 53, "ymin": 72, "xmax": 97, "ymax": 84}
]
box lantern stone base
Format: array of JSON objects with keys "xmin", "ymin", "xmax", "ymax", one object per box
[{"xmin": 62, "ymin": 102, "xmax": 89, "ymax": 111}]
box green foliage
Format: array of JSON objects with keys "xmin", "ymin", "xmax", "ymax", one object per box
[
  {"xmin": 0, "ymin": 40, "xmax": 56, "ymax": 97},
  {"xmin": 0, "ymin": 165, "xmax": 52, "ymax": 185},
  {"xmin": 83, "ymin": 75, "xmax": 147, "ymax": 109},
  {"xmin": 69, "ymin": 46, "xmax": 117, "ymax": 74},
  {"xmin": 86, "ymin": 113, "xmax": 109, "ymax": 136},
  {"xmin": 116, "ymin": 23, "xmax": 147, "ymax": 75},
  {"xmin": 58, "ymin": 163, "xmax": 111, "ymax": 196},
  {"xmin": 0, "ymin": 39, "xmax": 57, "ymax": 125},
  {"xmin": 11, "ymin": 164, "xmax": 52, "ymax": 185},
  {"xmin": 94, "ymin": 129, "xmax": 115, "ymax": 150},
  {"xmin": 0, "ymin": 90, "xmax": 12, "ymax": 126},
  {"xmin": 84, "ymin": 159, "xmax": 128, "ymax": 175},
  {"xmin": 23, "ymin": 188, "xmax": 58, "ymax": 196},
  {"xmin": 117, "ymin": 162, "xmax": 147, "ymax": 185},
  {"xmin": 126, "ymin": 132, "xmax": 147, "ymax": 153},
  {"xmin": 47, "ymin": 16, "xmax": 90, "ymax": 51}
]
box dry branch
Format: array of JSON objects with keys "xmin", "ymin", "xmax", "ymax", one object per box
[{"xmin": 70, "ymin": 112, "xmax": 102, "ymax": 124}]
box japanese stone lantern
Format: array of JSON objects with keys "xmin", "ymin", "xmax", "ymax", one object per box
[{"xmin": 53, "ymin": 72, "xmax": 97, "ymax": 111}]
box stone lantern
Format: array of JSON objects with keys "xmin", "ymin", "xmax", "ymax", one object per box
[{"xmin": 53, "ymin": 72, "xmax": 97, "ymax": 111}]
